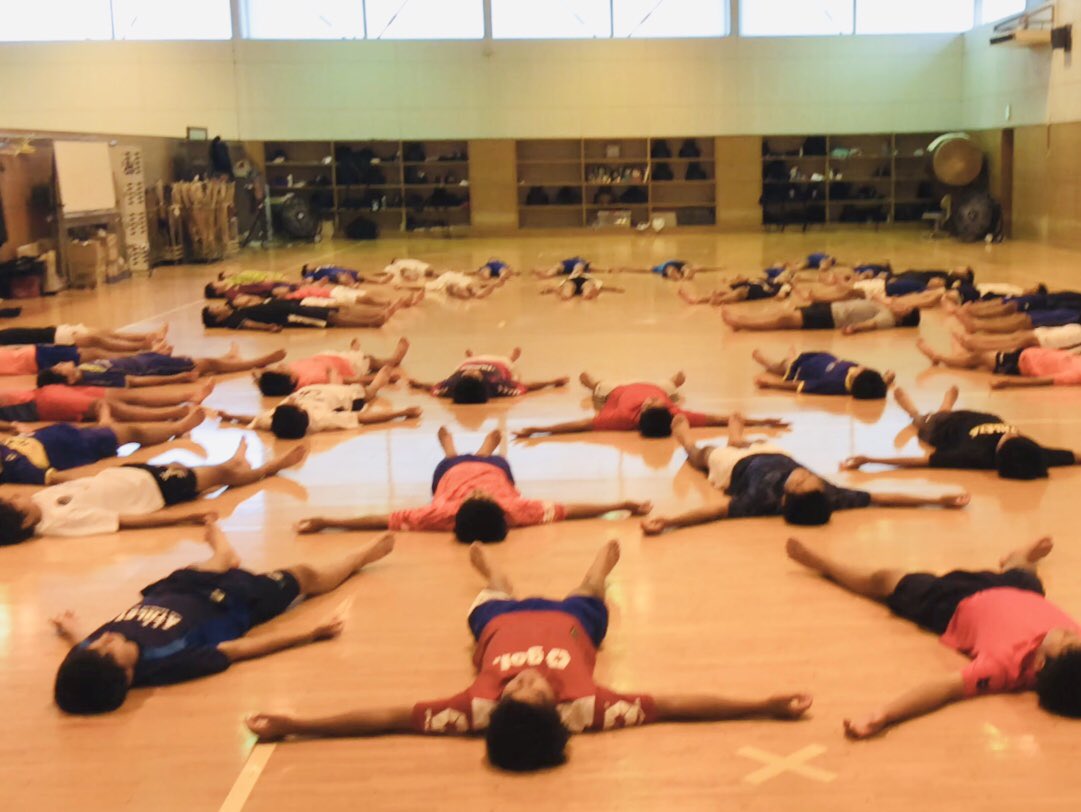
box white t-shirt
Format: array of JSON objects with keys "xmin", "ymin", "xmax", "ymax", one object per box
[
  {"xmin": 250, "ymin": 383, "xmax": 367, "ymax": 433},
  {"xmin": 706, "ymin": 444, "xmax": 783, "ymax": 490},
  {"xmin": 978, "ymin": 283, "xmax": 1024, "ymax": 297},
  {"xmin": 1035, "ymin": 323, "xmax": 1081, "ymax": 351},
  {"xmin": 53, "ymin": 323, "xmax": 90, "ymax": 346},
  {"xmin": 384, "ymin": 259, "xmax": 432, "ymax": 283},
  {"xmin": 425, "ymin": 271, "xmax": 473, "ymax": 292},
  {"xmin": 31, "ymin": 467, "xmax": 166, "ymax": 537},
  {"xmin": 853, "ymin": 279, "xmax": 886, "ymax": 297}
]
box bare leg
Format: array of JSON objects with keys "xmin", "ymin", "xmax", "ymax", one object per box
[
  {"xmin": 475, "ymin": 428, "xmax": 502, "ymax": 457},
  {"xmin": 469, "ymin": 542, "xmax": 515, "ymax": 595},
  {"xmin": 363, "ymin": 365, "xmax": 394, "ymax": 399},
  {"xmin": 569, "ymin": 540, "xmax": 621, "ymax": 599},
  {"xmin": 957, "ymin": 330, "xmax": 1039, "ymax": 352},
  {"xmin": 509, "ymin": 347, "xmax": 522, "ymax": 363},
  {"xmin": 786, "ymin": 538, "xmax": 905, "ymax": 600},
  {"xmin": 195, "ymin": 347, "xmax": 287, "ymax": 375},
  {"xmin": 437, "ymin": 425, "xmax": 458, "ymax": 458},
  {"xmin": 678, "ymin": 286, "xmax": 710, "ymax": 305},
  {"xmin": 579, "ymin": 371, "xmax": 599, "ymax": 391},
  {"xmin": 330, "ymin": 310, "xmax": 389, "ymax": 327},
  {"xmin": 999, "ymin": 536, "xmax": 1053, "ymax": 573},
  {"xmin": 957, "ymin": 312, "xmax": 1031, "ymax": 334},
  {"xmin": 94, "ymin": 401, "xmax": 189, "ymax": 422},
  {"xmin": 105, "ymin": 406, "xmax": 204, "ymax": 446},
  {"xmin": 752, "ymin": 349, "xmax": 788, "ymax": 375},
  {"xmin": 287, "ymin": 534, "xmax": 396, "ymax": 597},
  {"xmin": 192, "ymin": 438, "xmax": 309, "ymax": 492},
  {"xmin": 721, "ymin": 306, "xmax": 803, "ymax": 331},
  {"xmin": 76, "ymin": 334, "xmax": 150, "ymax": 352},
  {"xmin": 673, "ymin": 414, "xmax": 711, "ymax": 470},
  {"xmin": 892, "ymin": 387, "xmax": 925, "ymax": 425},
  {"xmin": 936, "ymin": 385, "xmax": 959, "ymax": 413},
  {"xmin": 109, "ymin": 383, "xmax": 213, "ymax": 407},
  {"xmin": 190, "ymin": 522, "xmax": 242, "ymax": 573},
  {"xmin": 915, "ymin": 339, "xmax": 984, "ymax": 369}
]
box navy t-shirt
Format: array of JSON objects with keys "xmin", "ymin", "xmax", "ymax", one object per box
[
  {"xmin": 224, "ymin": 301, "xmax": 330, "ymax": 329},
  {"xmin": 726, "ymin": 453, "xmax": 871, "ymax": 518},
  {"xmin": 302, "ymin": 266, "xmax": 361, "ymax": 284},
  {"xmin": 560, "ymin": 257, "xmax": 589, "ymax": 275},
  {"xmin": 76, "ymin": 353, "xmax": 194, "ymax": 387},
  {"xmin": 784, "ymin": 352, "xmax": 857, "ymax": 395},
  {"xmin": 925, "ymin": 411, "xmax": 1075, "ymax": 470}
]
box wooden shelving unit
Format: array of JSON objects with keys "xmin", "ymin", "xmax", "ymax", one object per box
[
  {"xmin": 262, "ymin": 139, "xmax": 470, "ymax": 237},
  {"xmin": 516, "ymin": 137, "xmax": 716, "ymax": 229},
  {"xmin": 760, "ymin": 132, "xmax": 940, "ymax": 229}
]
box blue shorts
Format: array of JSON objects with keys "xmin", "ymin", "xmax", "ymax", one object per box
[
  {"xmin": 468, "ymin": 596, "xmax": 609, "ymax": 647},
  {"xmin": 37, "ymin": 424, "xmax": 119, "ymax": 470},
  {"xmin": 1029, "ymin": 309, "xmax": 1081, "ymax": 328},
  {"xmin": 885, "ymin": 279, "xmax": 926, "ymax": 297},
  {"xmin": 35, "ymin": 344, "xmax": 80, "ymax": 370},
  {"xmin": 143, "ymin": 567, "xmax": 301, "ymax": 631},
  {"xmin": 431, "ymin": 454, "xmax": 514, "ymax": 493}
]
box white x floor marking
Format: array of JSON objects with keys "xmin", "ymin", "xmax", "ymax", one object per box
[{"xmin": 737, "ymin": 744, "xmax": 837, "ymax": 785}]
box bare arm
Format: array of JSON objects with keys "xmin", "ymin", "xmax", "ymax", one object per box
[
  {"xmin": 564, "ymin": 500, "xmax": 652, "ymax": 520},
  {"xmin": 218, "ymin": 616, "xmax": 343, "ymax": 663},
  {"xmin": 841, "ymin": 319, "xmax": 879, "ymax": 335},
  {"xmin": 125, "ymin": 372, "xmax": 198, "ymax": 388},
  {"xmin": 296, "ymin": 514, "xmax": 391, "ymax": 534},
  {"xmin": 754, "ymin": 376, "xmax": 800, "ymax": 392},
  {"xmin": 840, "ymin": 454, "xmax": 931, "ymax": 471},
  {"xmin": 845, "ymin": 673, "xmax": 965, "ymax": 739},
  {"xmin": 990, "ymin": 376, "xmax": 1055, "ymax": 389},
  {"xmin": 118, "ymin": 509, "xmax": 218, "ymax": 529},
  {"xmin": 246, "ymin": 707, "xmax": 416, "ymax": 742},
  {"xmin": 522, "ymin": 377, "xmax": 569, "ymax": 392},
  {"xmin": 239, "ymin": 319, "xmax": 283, "ymax": 333},
  {"xmin": 654, "ymin": 692, "xmax": 812, "ymax": 723},
  {"xmin": 514, "ymin": 418, "xmax": 595, "ymax": 438},
  {"xmin": 50, "ymin": 611, "xmax": 84, "ymax": 646},
  {"xmin": 355, "ymin": 407, "xmax": 422, "ymax": 425},
  {"xmin": 407, "ymin": 378, "xmax": 437, "ymax": 391},
  {"xmin": 0, "ymin": 420, "xmax": 17, "ymax": 433},
  {"xmin": 640, "ymin": 502, "xmax": 729, "ymax": 536},
  {"xmin": 869, "ymin": 492, "xmax": 970, "ymax": 508}
]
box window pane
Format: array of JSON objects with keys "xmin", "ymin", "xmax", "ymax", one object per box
[
  {"xmin": 981, "ymin": 0, "xmax": 1027, "ymax": 24},
  {"xmin": 113, "ymin": 0, "xmax": 232, "ymax": 40},
  {"xmin": 243, "ymin": 0, "xmax": 364, "ymax": 39},
  {"xmin": 0, "ymin": 0, "xmax": 112, "ymax": 41},
  {"xmin": 740, "ymin": 0, "xmax": 853, "ymax": 36},
  {"xmin": 365, "ymin": 0, "xmax": 483, "ymax": 39},
  {"xmin": 614, "ymin": 0, "xmax": 727, "ymax": 38},
  {"xmin": 856, "ymin": 0, "xmax": 973, "ymax": 34},
  {"xmin": 492, "ymin": 0, "xmax": 611, "ymax": 39}
]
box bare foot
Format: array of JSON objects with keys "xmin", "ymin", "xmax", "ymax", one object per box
[
  {"xmin": 1001, "ymin": 536, "xmax": 1053, "ymax": 570},
  {"xmin": 678, "ymin": 286, "xmax": 699, "ymax": 304},
  {"xmin": 266, "ymin": 349, "xmax": 287, "ymax": 364},
  {"xmin": 177, "ymin": 408, "xmax": 206, "ymax": 435},
  {"xmin": 596, "ymin": 539, "xmax": 621, "ymax": 577},
  {"xmin": 391, "ymin": 337, "xmax": 410, "ymax": 365},
  {"xmin": 193, "ymin": 381, "xmax": 215, "ymax": 403},
  {"xmin": 469, "ymin": 542, "xmax": 492, "ymax": 578},
  {"xmin": 785, "ymin": 537, "xmax": 820, "ymax": 570},
  {"xmin": 915, "ymin": 339, "xmax": 939, "ymax": 365},
  {"xmin": 671, "ymin": 371, "xmax": 687, "ymax": 388},
  {"xmin": 227, "ymin": 437, "xmax": 249, "ymax": 466},
  {"xmin": 362, "ymin": 533, "xmax": 395, "ymax": 566},
  {"xmin": 751, "ymin": 349, "xmax": 770, "ymax": 368},
  {"xmin": 266, "ymin": 442, "xmax": 309, "ymax": 474},
  {"xmin": 510, "ymin": 346, "xmax": 522, "ymax": 362},
  {"xmin": 151, "ymin": 340, "xmax": 174, "ymax": 355},
  {"xmin": 225, "ymin": 342, "xmax": 240, "ymax": 359}
]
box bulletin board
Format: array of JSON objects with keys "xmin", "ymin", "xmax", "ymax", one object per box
[{"xmin": 54, "ymin": 140, "xmax": 118, "ymax": 214}]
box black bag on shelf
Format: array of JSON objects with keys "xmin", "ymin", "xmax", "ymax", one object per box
[
  {"xmin": 803, "ymin": 136, "xmax": 827, "ymax": 156},
  {"xmin": 403, "ymin": 142, "xmax": 426, "ymax": 162},
  {"xmin": 404, "ymin": 167, "xmax": 427, "ymax": 185},
  {"xmin": 678, "ymin": 139, "xmax": 701, "ymax": 158},
  {"xmin": 362, "ymin": 165, "xmax": 386, "ymax": 185},
  {"xmin": 652, "ymin": 163, "xmax": 674, "ymax": 181},
  {"xmin": 763, "ymin": 160, "xmax": 789, "ymax": 182},
  {"xmin": 345, "ymin": 216, "xmax": 380, "ymax": 240},
  {"xmin": 685, "ymin": 162, "xmax": 708, "ymax": 181},
  {"xmin": 618, "ymin": 186, "xmax": 647, "ymax": 204},
  {"xmin": 405, "ymin": 192, "xmax": 425, "ymax": 210},
  {"xmin": 593, "ymin": 189, "xmax": 616, "ymax": 205},
  {"xmin": 650, "ymin": 140, "xmax": 672, "ymax": 159},
  {"xmin": 526, "ymin": 186, "xmax": 549, "ymax": 205},
  {"xmin": 555, "ymin": 186, "xmax": 581, "ymax": 205}
]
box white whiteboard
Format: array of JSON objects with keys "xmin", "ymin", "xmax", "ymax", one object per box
[{"xmin": 54, "ymin": 140, "xmax": 117, "ymax": 215}]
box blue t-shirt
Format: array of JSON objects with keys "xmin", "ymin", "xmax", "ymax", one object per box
[
  {"xmin": 726, "ymin": 454, "xmax": 871, "ymax": 518},
  {"xmin": 76, "ymin": 353, "xmax": 194, "ymax": 387},
  {"xmin": 784, "ymin": 352, "xmax": 858, "ymax": 395},
  {"xmin": 0, "ymin": 424, "xmax": 118, "ymax": 484},
  {"xmin": 806, "ymin": 252, "xmax": 831, "ymax": 269},
  {"xmin": 302, "ymin": 266, "xmax": 361, "ymax": 284},
  {"xmin": 560, "ymin": 257, "xmax": 589, "ymax": 275},
  {"xmin": 482, "ymin": 260, "xmax": 508, "ymax": 279},
  {"xmin": 652, "ymin": 260, "xmax": 685, "ymax": 277},
  {"xmin": 885, "ymin": 278, "xmax": 928, "ymax": 297}
]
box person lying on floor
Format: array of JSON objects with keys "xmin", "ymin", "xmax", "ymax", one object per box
[
  {"xmin": 721, "ymin": 299, "xmax": 921, "ymax": 334},
  {"xmin": 540, "ymin": 272, "xmax": 624, "ymax": 300},
  {"xmin": 786, "ymin": 534, "xmax": 1081, "ymax": 738},
  {"xmin": 255, "ymin": 338, "xmax": 408, "ymax": 397},
  {"xmin": 0, "ymin": 407, "xmax": 203, "ymax": 485},
  {"xmin": 296, "ymin": 427, "xmax": 650, "ymax": 543},
  {"xmin": 917, "ymin": 338, "xmax": 1081, "ymax": 389},
  {"xmin": 950, "ymin": 291, "xmax": 1081, "ymax": 320},
  {"xmin": 51, "ymin": 523, "xmax": 394, "ymax": 715},
  {"xmin": 640, "ymin": 413, "xmax": 968, "ymax": 534},
  {"xmin": 532, "ymin": 257, "xmax": 615, "ymax": 279},
  {"xmin": 678, "ymin": 278, "xmax": 789, "ymax": 306},
  {"xmin": 0, "ymin": 381, "xmax": 212, "ymax": 425},
  {"xmin": 37, "ymin": 346, "xmax": 285, "ymax": 388},
  {"xmin": 204, "ymin": 279, "xmax": 293, "ymax": 300},
  {"xmin": 0, "ymin": 323, "xmax": 166, "ymax": 352},
  {"xmin": 201, "ymin": 299, "xmax": 395, "ymax": 331},
  {"xmin": 300, "ymin": 264, "xmax": 372, "ymax": 285},
  {"xmin": 751, "ymin": 349, "xmax": 893, "ymax": 399},
  {"xmin": 471, "ymin": 259, "xmax": 515, "ymax": 280},
  {"xmin": 0, "ymin": 438, "xmax": 305, "ymax": 544},
  {"xmin": 277, "ymin": 282, "xmax": 403, "ymax": 309},
  {"xmin": 218, "ymin": 367, "xmax": 418, "ymax": 440},
  {"xmin": 1, "ymin": 343, "xmax": 167, "ymax": 377},
  {"xmin": 421, "ymin": 271, "xmax": 500, "ymax": 299},
  {"xmin": 840, "ymin": 386, "xmax": 1079, "ymax": 479},
  {"xmin": 245, "ymin": 539, "xmax": 812, "ymax": 772},
  {"xmin": 513, "ymin": 371, "xmax": 788, "ymax": 439},
  {"xmin": 940, "ymin": 322, "xmax": 1081, "ymax": 355},
  {"xmin": 408, "ymin": 347, "xmax": 567, "ymax": 404},
  {"xmin": 616, "ymin": 260, "xmax": 724, "ymax": 281},
  {"xmin": 945, "ymin": 281, "xmax": 1044, "ymax": 305},
  {"xmin": 793, "ymin": 280, "xmax": 945, "ymax": 310},
  {"xmin": 953, "ymin": 304, "xmax": 1081, "ymax": 335}
]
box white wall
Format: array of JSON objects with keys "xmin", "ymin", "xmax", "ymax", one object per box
[{"xmin": 0, "ymin": 35, "xmax": 965, "ymax": 140}]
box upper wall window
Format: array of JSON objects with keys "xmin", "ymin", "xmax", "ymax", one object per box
[
  {"xmin": 855, "ymin": 0, "xmax": 973, "ymax": 34},
  {"xmin": 242, "ymin": 0, "xmax": 365, "ymax": 39},
  {"xmin": 740, "ymin": 0, "xmax": 854, "ymax": 36},
  {"xmin": 981, "ymin": 0, "xmax": 1027, "ymax": 25},
  {"xmin": 1, "ymin": 0, "xmax": 113, "ymax": 41},
  {"xmin": 614, "ymin": 0, "xmax": 728, "ymax": 37},
  {"xmin": 365, "ymin": 0, "xmax": 483, "ymax": 39},
  {"xmin": 112, "ymin": 0, "xmax": 233, "ymax": 40},
  {"xmin": 492, "ymin": 0, "xmax": 612, "ymax": 39}
]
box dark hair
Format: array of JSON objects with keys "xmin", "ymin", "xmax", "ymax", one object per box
[
  {"xmin": 270, "ymin": 404, "xmax": 310, "ymax": 439},
  {"xmin": 36, "ymin": 369, "xmax": 66, "ymax": 388},
  {"xmin": 1037, "ymin": 649, "xmax": 1081, "ymax": 718},
  {"xmin": 995, "ymin": 436, "xmax": 1049, "ymax": 480},
  {"xmin": 1036, "ymin": 283, "xmax": 1049, "ymax": 295},
  {"xmin": 949, "ymin": 267, "xmax": 976, "ymax": 286},
  {"xmin": 201, "ymin": 306, "xmax": 224, "ymax": 328},
  {"xmin": 54, "ymin": 648, "xmax": 129, "ymax": 714},
  {"xmin": 257, "ymin": 371, "xmax": 297, "ymax": 397},
  {"xmin": 453, "ymin": 498, "xmax": 508, "ymax": 543},
  {"xmin": 0, "ymin": 499, "xmax": 36, "ymax": 546},
  {"xmin": 486, "ymin": 699, "xmax": 569, "ymax": 772},
  {"xmin": 638, "ymin": 406, "xmax": 674, "ymax": 438},
  {"xmin": 204, "ymin": 282, "xmax": 225, "ymax": 299},
  {"xmin": 451, "ymin": 376, "xmax": 489, "ymax": 404},
  {"xmin": 782, "ymin": 490, "xmax": 833, "ymax": 526},
  {"xmin": 898, "ymin": 309, "xmax": 921, "ymax": 328},
  {"xmin": 850, "ymin": 369, "xmax": 888, "ymax": 400}
]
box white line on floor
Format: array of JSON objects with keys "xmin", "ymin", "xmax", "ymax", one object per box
[
  {"xmin": 218, "ymin": 743, "xmax": 276, "ymax": 812},
  {"xmin": 737, "ymin": 743, "xmax": 837, "ymax": 785}
]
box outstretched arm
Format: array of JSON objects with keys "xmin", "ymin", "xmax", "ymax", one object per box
[
  {"xmin": 407, "ymin": 378, "xmax": 438, "ymax": 392},
  {"xmin": 296, "ymin": 514, "xmax": 391, "ymax": 533},
  {"xmin": 845, "ymin": 673, "xmax": 965, "ymax": 739},
  {"xmin": 50, "ymin": 611, "xmax": 85, "ymax": 646},
  {"xmin": 514, "ymin": 418, "xmax": 595, "ymax": 438},
  {"xmin": 522, "ymin": 377, "xmax": 570, "ymax": 392},
  {"xmin": 840, "ymin": 454, "xmax": 931, "ymax": 471},
  {"xmin": 990, "ymin": 376, "xmax": 1055, "ymax": 389},
  {"xmin": 869, "ymin": 492, "xmax": 969, "ymax": 508},
  {"xmin": 564, "ymin": 500, "xmax": 652, "ymax": 520},
  {"xmin": 640, "ymin": 502, "xmax": 729, "ymax": 535},
  {"xmin": 654, "ymin": 692, "xmax": 812, "ymax": 723},
  {"xmin": 356, "ymin": 407, "xmax": 422, "ymax": 425},
  {"xmin": 118, "ymin": 509, "xmax": 219, "ymax": 529},
  {"xmin": 218, "ymin": 615, "xmax": 344, "ymax": 663},
  {"xmin": 239, "ymin": 319, "xmax": 283, "ymax": 333},
  {"xmin": 754, "ymin": 376, "xmax": 800, "ymax": 392},
  {"xmin": 246, "ymin": 707, "xmax": 416, "ymax": 742}
]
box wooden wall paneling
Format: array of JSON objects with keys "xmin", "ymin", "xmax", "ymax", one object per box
[
  {"xmin": 714, "ymin": 136, "xmax": 762, "ymax": 231},
  {"xmin": 467, "ymin": 139, "xmax": 518, "ymax": 232}
]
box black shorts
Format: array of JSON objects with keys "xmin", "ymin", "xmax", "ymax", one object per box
[
  {"xmin": 886, "ymin": 569, "xmax": 1045, "ymax": 635},
  {"xmin": 994, "ymin": 350, "xmax": 1023, "ymax": 376},
  {"xmin": 916, "ymin": 411, "xmax": 952, "ymax": 445},
  {"xmin": 142, "ymin": 567, "xmax": 302, "ymax": 629},
  {"xmin": 799, "ymin": 303, "xmax": 835, "ymax": 330},
  {"xmin": 0, "ymin": 326, "xmax": 56, "ymax": 345},
  {"xmin": 0, "ymin": 401, "xmax": 40, "ymax": 421},
  {"xmin": 123, "ymin": 463, "xmax": 199, "ymax": 506}
]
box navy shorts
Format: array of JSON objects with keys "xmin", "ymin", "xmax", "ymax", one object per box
[
  {"xmin": 0, "ymin": 401, "xmax": 40, "ymax": 422},
  {"xmin": 994, "ymin": 350, "xmax": 1023, "ymax": 376},
  {"xmin": 140, "ymin": 353, "xmax": 196, "ymax": 376},
  {"xmin": 0, "ymin": 327, "xmax": 57, "ymax": 345},
  {"xmin": 35, "ymin": 344, "xmax": 80, "ymax": 370},
  {"xmin": 143, "ymin": 567, "xmax": 301, "ymax": 630},
  {"xmin": 124, "ymin": 463, "xmax": 199, "ymax": 506},
  {"xmin": 1028, "ymin": 309, "xmax": 1081, "ymax": 328},
  {"xmin": 432, "ymin": 454, "xmax": 514, "ymax": 493},
  {"xmin": 886, "ymin": 569, "xmax": 1044, "ymax": 635},
  {"xmin": 35, "ymin": 424, "xmax": 119, "ymax": 470},
  {"xmin": 799, "ymin": 303, "xmax": 835, "ymax": 330},
  {"xmin": 468, "ymin": 596, "xmax": 609, "ymax": 648}
]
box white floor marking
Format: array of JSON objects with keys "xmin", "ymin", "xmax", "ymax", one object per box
[
  {"xmin": 737, "ymin": 743, "xmax": 836, "ymax": 785},
  {"xmin": 218, "ymin": 743, "xmax": 276, "ymax": 812}
]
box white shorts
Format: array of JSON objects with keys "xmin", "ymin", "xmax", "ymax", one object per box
[
  {"xmin": 978, "ymin": 283, "xmax": 1023, "ymax": 297},
  {"xmin": 329, "ymin": 286, "xmax": 368, "ymax": 303},
  {"xmin": 706, "ymin": 443, "xmax": 783, "ymax": 490},
  {"xmin": 53, "ymin": 323, "xmax": 89, "ymax": 345},
  {"xmin": 322, "ymin": 350, "xmax": 373, "ymax": 376},
  {"xmin": 1035, "ymin": 323, "xmax": 1081, "ymax": 350},
  {"xmin": 468, "ymin": 588, "xmax": 513, "ymax": 616},
  {"xmin": 853, "ymin": 279, "xmax": 887, "ymax": 297}
]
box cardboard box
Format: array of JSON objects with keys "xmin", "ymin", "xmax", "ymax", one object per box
[{"xmin": 68, "ymin": 239, "xmax": 106, "ymax": 289}]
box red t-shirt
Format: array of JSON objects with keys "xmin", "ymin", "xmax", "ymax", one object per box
[
  {"xmin": 388, "ymin": 461, "xmax": 565, "ymax": 532},
  {"xmin": 592, "ymin": 383, "xmax": 710, "ymax": 431},
  {"xmin": 34, "ymin": 385, "xmax": 107, "ymax": 421},
  {"xmin": 1019, "ymin": 348, "xmax": 1081, "ymax": 386},
  {"xmin": 412, "ymin": 610, "xmax": 657, "ymax": 734},
  {"xmin": 0, "ymin": 346, "xmax": 38, "ymax": 375},
  {"xmin": 941, "ymin": 587, "xmax": 1081, "ymax": 696},
  {"xmin": 285, "ymin": 285, "xmax": 333, "ymax": 300},
  {"xmin": 290, "ymin": 354, "xmax": 365, "ymax": 389}
]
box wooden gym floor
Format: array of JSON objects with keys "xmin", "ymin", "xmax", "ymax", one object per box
[{"xmin": 2, "ymin": 229, "xmax": 1081, "ymax": 812}]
